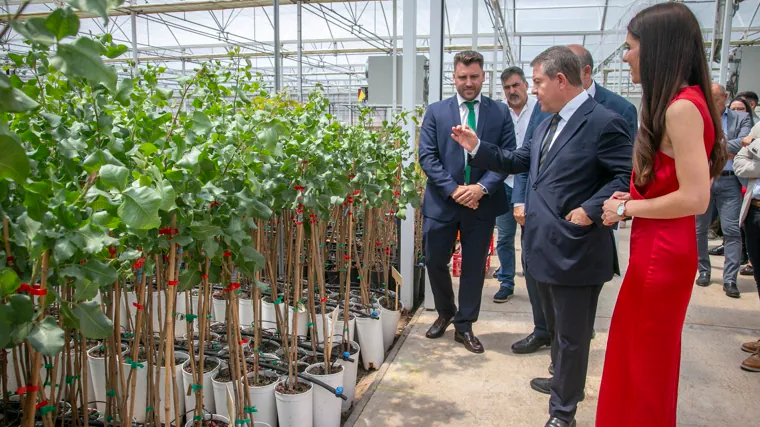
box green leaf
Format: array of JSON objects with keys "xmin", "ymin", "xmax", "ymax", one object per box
[
  {"xmin": 118, "ymin": 186, "xmax": 162, "ymax": 230},
  {"xmin": 54, "ymin": 238, "xmax": 77, "ymax": 262},
  {"xmin": 10, "ymin": 295, "xmax": 34, "ymax": 323},
  {"xmin": 73, "ymin": 300, "xmax": 113, "ymax": 339},
  {"xmin": 67, "ymin": 0, "xmax": 125, "ymax": 25},
  {"xmin": 45, "ymin": 7, "xmax": 80, "ymax": 40},
  {"xmin": 139, "ymin": 143, "xmax": 158, "ymax": 157},
  {"xmin": 8, "ymin": 53, "xmax": 24, "ymax": 67},
  {"xmin": 176, "ymin": 148, "xmax": 201, "ymax": 173},
  {"xmin": 257, "ymin": 125, "xmax": 281, "ymax": 155},
  {"xmin": 60, "ymin": 303, "xmax": 80, "ymax": 329},
  {"xmin": 189, "ymin": 224, "xmax": 220, "ymax": 240},
  {"xmin": 11, "ymin": 322, "xmax": 33, "ymax": 346},
  {"xmin": 74, "ymin": 278, "xmax": 99, "ymax": 301},
  {"xmin": 24, "ymin": 191, "xmax": 46, "ymax": 221},
  {"xmin": 76, "ymin": 259, "xmax": 117, "ymax": 287},
  {"xmin": 157, "ymin": 179, "xmax": 176, "ymax": 212},
  {"xmin": 83, "ymin": 149, "xmax": 124, "ymax": 173},
  {"xmin": 51, "ymin": 37, "xmax": 117, "ymax": 92},
  {"xmin": 249, "ymin": 198, "xmax": 272, "ymax": 220},
  {"xmin": 4, "ymin": 132, "xmax": 32, "ymax": 184},
  {"xmin": 99, "ymin": 164, "xmax": 129, "ymax": 190},
  {"xmin": 10, "ymin": 18, "xmax": 56, "ymax": 46},
  {"xmin": 178, "ymin": 268, "xmax": 201, "ymax": 292},
  {"xmin": 0, "ymin": 268, "xmax": 20, "ymax": 299},
  {"xmin": 191, "ymin": 111, "xmax": 212, "ymax": 135},
  {"xmin": 104, "ymin": 43, "xmax": 128, "ymax": 59},
  {"xmin": 27, "ymin": 317, "xmax": 65, "ymax": 357},
  {"xmin": 0, "ymin": 74, "xmax": 40, "ymax": 113},
  {"xmin": 41, "ymin": 112, "xmax": 62, "ymax": 128},
  {"xmin": 114, "ymin": 78, "xmax": 133, "ymax": 106},
  {"xmin": 156, "ymin": 88, "xmax": 173, "ymax": 100},
  {"xmin": 74, "ymin": 224, "xmax": 109, "ymax": 254}
]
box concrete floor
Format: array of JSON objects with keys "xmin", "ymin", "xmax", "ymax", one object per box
[{"xmin": 351, "ymin": 226, "xmax": 760, "ymax": 426}]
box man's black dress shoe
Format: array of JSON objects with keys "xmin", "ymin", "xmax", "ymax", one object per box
[
  {"xmin": 709, "ymin": 244, "xmax": 725, "ymax": 256},
  {"xmin": 454, "ymin": 331, "xmax": 484, "ymax": 354},
  {"xmin": 425, "ymin": 316, "xmax": 453, "ymax": 339},
  {"xmin": 548, "ymin": 362, "xmax": 554, "ymax": 376},
  {"xmin": 511, "ymin": 333, "xmax": 551, "ymax": 354},
  {"xmin": 724, "ymin": 282, "xmax": 740, "ymax": 298},
  {"xmin": 696, "ymin": 272, "xmax": 711, "ymax": 287},
  {"xmin": 530, "ymin": 377, "xmax": 585, "ymax": 401},
  {"xmin": 545, "ymin": 417, "xmax": 576, "ymax": 427}
]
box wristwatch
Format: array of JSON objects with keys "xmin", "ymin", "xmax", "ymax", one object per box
[
  {"xmin": 478, "ymin": 183, "xmax": 488, "ymax": 195},
  {"xmin": 616, "ymin": 200, "xmax": 628, "ymax": 217}
]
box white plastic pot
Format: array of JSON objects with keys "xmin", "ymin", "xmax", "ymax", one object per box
[
  {"xmin": 379, "ymin": 298, "xmax": 404, "ymax": 351},
  {"xmin": 181, "ymin": 357, "xmax": 221, "ymax": 416},
  {"xmin": 246, "ymin": 370, "xmax": 278, "ymax": 427},
  {"xmin": 261, "ymin": 298, "xmax": 277, "ymax": 330},
  {"xmin": 211, "ymin": 371, "xmax": 236, "ymax": 422},
  {"xmin": 157, "ymin": 351, "xmax": 188, "ymax": 425},
  {"xmin": 336, "ymin": 311, "xmax": 356, "ymax": 343},
  {"xmin": 87, "ymin": 344, "xmax": 127, "ymax": 414},
  {"xmin": 151, "ymin": 290, "xmax": 166, "ymax": 333},
  {"xmin": 333, "ymin": 339, "xmax": 360, "ymax": 412},
  {"xmin": 274, "ymin": 379, "xmax": 313, "ymax": 427},
  {"xmin": 305, "ymin": 362, "xmax": 344, "ymax": 427},
  {"xmin": 313, "ymin": 309, "xmax": 333, "ymax": 343},
  {"xmin": 122, "ymin": 355, "xmax": 149, "ymax": 424},
  {"xmin": 355, "ymin": 314, "xmax": 384, "ymax": 370},
  {"xmin": 184, "ymin": 414, "xmax": 229, "ymax": 427},
  {"xmin": 213, "ymin": 297, "xmax": 227, "ymax": 322},
  {"xmin": 174, "ymin": 291, "xmax": 189, "ymax": 339},
  {"xmin": 239, "ymin": 298, "xmax": 254, "ymax": 329}
]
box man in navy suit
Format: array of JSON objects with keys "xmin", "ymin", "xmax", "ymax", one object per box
[
  {"xmin": 419, "ymin": 50, "xmax": 516, "ymax": 354},
  {"xmin": 452, "ymin": 46, "xmax": 632, "ymax": 427}
]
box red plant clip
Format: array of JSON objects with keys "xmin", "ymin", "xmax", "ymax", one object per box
[
  {"xmin": 394, "ymin": 191, "xmax": 401, "ymax": 196},
  {"xmin": 6, "ymin": 256, "xmax": 14, "ymax": 262},
  {"xmin": 132, "ymin": 302, "xmax": 144, "ymax": 310},
  {"xmin": 209, "ymin": 201, "xmax": 222, "ymax": 209},
  {"xmin": 347, "ymin": 174, "xmax": 355, "ymax": 179},
  {"xmin": 346, "ymin": 196, "xmax": 354, "ymax": 204},
  {"xmin": 375, "ymin": 241, "xmax": 381, "ymax": 247},
  {"xmin": 223, "ymin": 251, "xmax": 232, "ymax": 258},
  {"xmin": 17, "ymin": 283, "xmax": 47, "ymax": 296},
  {"xmin": 16, "ymin": 385, "xmax": 39, "ymax": 395},
  {"xmin": 133, "ymin": 258, "xmax": 146, "ymax": 269},
  {"xmin": 320, "ymin": 297, "xmax": 328, "ymax": 304},
  {"xmin": 343, "ymin": 255, "xmax": 350, "ymax": 260},
  {"xmin": 35, "ymin": 400, "xmax": 48, "ymax": 411},
  {"xmin": 202, "ymin": 274, "xmax": 209, "ymax": 280},
  {"xmin": 226, "ymin": 282, "xmax": 241, "ymax": 292},
  {"xmin": 79, "ymin": 259, "xmax": 87, "ymax": 265},
  {"xmin": 239, "ymin": 339, "xmax": 249, "ymax": 345},
  {"xmin": 108, "ymin": 248, "xmax": 117, "ymax": 258},
  {"xmin": 293, "ymin": 185, "xmax": 306, "ymax": 191},
  {"xmin": 354, "ymin": 190, "xmax": 360, "ymax": 195},
  {"xmin": 168, "ymin": 280, "xmax": 178, "ymax": 287}
]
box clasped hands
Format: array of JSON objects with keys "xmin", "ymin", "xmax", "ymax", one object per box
[
  {"xmin": 452, "ymin": 185, "xmax": 483, "ymax": 210},
  {"xmin": 601, "ymin": 191, "xmax": 631, "ymax": 226}
]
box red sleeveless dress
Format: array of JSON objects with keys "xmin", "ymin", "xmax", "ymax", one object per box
[{"xmin": 596, "ymin": 86, "xmax": 715, "ymax": 426}]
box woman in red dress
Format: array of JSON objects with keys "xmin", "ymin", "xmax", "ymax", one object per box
[{"xmin": 596, "ymin": 3, "xmax": 728, "ymax": 426}]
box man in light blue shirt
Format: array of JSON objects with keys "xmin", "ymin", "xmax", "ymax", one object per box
[{"xmin": 493, "ymin": 67, "xmax": 538, "ymax": 302}]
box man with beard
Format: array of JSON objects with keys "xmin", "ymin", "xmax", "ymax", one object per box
[{"xmin": 419, "ymin": 51, "xmax": 516, "ymax": 353}]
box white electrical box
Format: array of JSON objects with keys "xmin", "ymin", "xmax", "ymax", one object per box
[{"xmin": 366, "ymin": 55, "xmax": 429, "ymax": 107}]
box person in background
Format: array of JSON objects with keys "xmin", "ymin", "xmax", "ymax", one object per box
[
  {"xmin": 737, "ymin": 91, "xmax": 760, "ymax": 123},
  {"xmin": 505, "ymin": 71, "xmax": 554, "ymax": 355},
  {"xmin": 733, "ymin": 135, "xmax": 760, "ymax": 372},
  {"xmin": 694, "ymin": 83, "xmax": 751, "ymax": 298},
  {"xmin": 418, "ymin": 50, "xmax": 516, "ymax": 354},
  {"xmin": 730, "ymin": 97, "xmax": 754, "ymax": 125},
  {"xmin": 452, "ymin": 45, "xmax": 633, "ymax": 427},
  {"xmin": 492, "ymin": 67, "xmax": 540, "ymax": 303},
  {"xmin": 596, "ymin": 3, "xmax": 728, "ymax": 425}
]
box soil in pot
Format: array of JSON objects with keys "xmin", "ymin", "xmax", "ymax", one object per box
[
  {"xmin": 275, "ymin": 381, "xmax": 311, "ymax": 395},
  {"xmin": 89, "ymin": 344, "xmax": 123, "ymax": 358},
  {"xmin": 307, "ymin": 363, "xmax": 343, "ymax": 376},
  {"xmin": 247, "ymin": 373, "xmax": 276, "ymax": 387},
  {"xmin": 260, "ymin": 340, "xmax": 280, "ymax": 353},
  {"xmin": 189, "ymin": 419, "xmax": 229, "ymax": 427},
  {"xmin": 212, "ymin": 291, "xmax": 225, "ymax": 300},
  {"xmin": 210, "ymin": 323, "xmax": 228, "ymax": 334},
  {"xmin": 301, "ymin": 354, "xmax": 325, "ymax": 365},
  {"xmin": 183, "ymin": 358, "xmax": 219, "ymax": 374}
]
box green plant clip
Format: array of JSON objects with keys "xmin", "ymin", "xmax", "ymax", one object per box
[
  {"xmin": 193, "ymin": 416, "xmax": 203, "ymax": 421},
  {"xmin": 244, "ymin": 406, "xmax": 258, "ymax": 413},
  {"xmin": 44, "ymin": 364, "xmax": 53, "ymax": 369},
  {"xmin": 106, "ymin": 416, "xmax": 114, "ymax": 422},
  {"xmin": 273, "ymin": 296, "xmax": 284, "ymax": 305},
  {"xmin": 306, "ymin": 322, "xmax": 314, "ymax": 327},
  {"xmin": 39, "ymin": 405, "xmax": 56, "ymax": 416},
  {"xmin": 185, "ymin": 314, "xmax": 198, "ymax": 322},
  {"xmin": 235, "ymin": 420, "xmax": 249, "ymax": 425},
  {"xmin": 206, "ymin": 315, "xmax": 213, "ymax": 319},
  {"xmin": 125, "ymin": 358, "xmax": 144, "ymax": 369},
  {"xmin": 106, "ymin": 390, "xmax": 116, "ymax": 397},
  {"xmin": 122, "ymin": 333, "xmax": 135, "ymax": 338},
  {"xmin": 44, "ymin": 381, "xmax": 51, "ymax": 387},
  {"xmin": 146, "ymin": 407, "xmax": 153, "ymax": 412},
  {"xmin": 191, "ymin": 384, "xmax": 203, "ymax": 391}
]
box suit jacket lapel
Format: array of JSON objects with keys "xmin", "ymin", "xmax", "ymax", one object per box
[
  {"xmin": 728, "ymin": 110, "xmax": 737, "ymax": 139},
  {"xmin": 530, "ymin": 118, "xmax": 549, "ymax": 183},
  {"xmin": 477, "ymin": 97, "xmax": 489, "ymax": 139},
  {"xmin": 536, "ymin": 98, "xmax": 594, "ymax": 181}
]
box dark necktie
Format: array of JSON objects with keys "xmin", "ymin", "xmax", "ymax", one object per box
[{"xmin": 538, "ymin": 114, "xmax": 561, "ymax": 169}]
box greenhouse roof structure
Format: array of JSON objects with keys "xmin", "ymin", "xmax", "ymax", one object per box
[{"xmin": 3, "ymin": 0, "xmax": 760, "ymax": 112}]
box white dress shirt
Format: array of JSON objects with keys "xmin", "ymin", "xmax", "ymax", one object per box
[
  {"xmin": 586, "ymin": 81, "xmax": 597, "ymax": 98},
  {"xmin": 505, "ymin": 96, "xmax": 538, "ymax": 189},
  {"xmin": 469, "ymin": 89, "xmax": 590, "ymax": 158}
]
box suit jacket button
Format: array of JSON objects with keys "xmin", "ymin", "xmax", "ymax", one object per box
[{"xmin": 532, "ymin": 184, "xmax": 537, "ymax": 190}]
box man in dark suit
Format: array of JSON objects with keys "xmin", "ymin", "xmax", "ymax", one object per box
[
  {"xmin": 695, "ymin": 83, "xmax": 752, "ymax": 297},
  {"xmin": 568, "ymin": 44, "xmax": 638, "ymax": 139},
  {"xmin": 419, "ymin": 50, "xmax": 516, "ymax": 354},
  {"xmin": 452, "ymin": 46, "xmax": 632, "ymax": 427}
]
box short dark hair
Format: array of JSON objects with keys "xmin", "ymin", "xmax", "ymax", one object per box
[
  {"xmin": 500, "ymin": 66, "xmax": 526, "ymax": 83},
  {"xmin": 453, "ymin": 51, "xmax": 484, "ymax": 70},
  {"xmin": 530, "ymin": 46, "xmax": 583, "ymax": 87},
  {"xmin": 738, "ymin": 91, "xmax": 759, "ymax": 104},
  {"xmin": 573, "ymin": 46, "xmax": 594, "ymax": 71}
]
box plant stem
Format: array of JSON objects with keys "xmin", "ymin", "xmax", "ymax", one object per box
[{"xmin": 21, "ymin": 250, "xmax": 48, "ymax": 427}]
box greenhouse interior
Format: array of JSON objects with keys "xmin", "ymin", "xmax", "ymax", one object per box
[{"xmin": 0, "ymin": 0, "xmax": 759, "ymax": 426}]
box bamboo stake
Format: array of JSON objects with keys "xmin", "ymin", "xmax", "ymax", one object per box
[
  {"xmin": 124, "ymin": 269, "xmax": 148, "ymax": 424},
  {"xmin": 21, "ymin": 251, "xmax": 49, "ymax": 427},
  {"xmin": 163, "ymin": 216, "xmax": 179, "ymax": 426}
]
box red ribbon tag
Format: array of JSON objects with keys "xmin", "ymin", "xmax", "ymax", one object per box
[
  {"xmin": 320, "ymin": 297, "xmax": 328, "ymax": 303},
  {"xmin": 202, "ymin": 275, "xmax": 209, "ymax": 280},
  {"xmin": 294, "ymin": 185, "xmax": 305, "ymax": 191},
  {"xmin": 132, "ymin": 302, "xmax": 144, "ymax": 310},
  {"xmin": 35, "ymin": 400, "xmax": 48, "ymax": 410},
  {"xmin": 223, "ymin": 252, "xmax": 232, "ymax": 258},
  {"xmin": 17, "ymin": 283, "xmax": 47, "ymax": 296},
  {"xmin": 226, "ymin": 282, "xmax": 241, "ymax": 292},
  {"xmin": 239, "ymin": 339, "xmax": 249, "ymax": 345},
  {"xmin": 168, "ymin": 280, "xmax": 178, "ymax": 286},
  {"xmin": 16, "ymin": 385, "xmax": 39, "ymax": 395},
  {"xmin": 343, "ymin": 255, "xmax": 350, "ymax": 260}
]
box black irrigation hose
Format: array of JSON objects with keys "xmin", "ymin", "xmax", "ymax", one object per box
[{"xmin": 256, "ymin": 362, "xmax": 348, "ymax": 401}]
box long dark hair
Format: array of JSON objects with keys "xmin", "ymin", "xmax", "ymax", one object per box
[{"xmin": 628, "ymin": 3, "xmax": 727, "ymax": 186}]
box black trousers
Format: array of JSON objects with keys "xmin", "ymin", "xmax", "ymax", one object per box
[
  {"xmin": 743, "ymin": 205, "xmax": 760, "ymax": 299},
  {"xmin": 521, "ymin": 226, "xmax": 550, "ymax": 340},
  {"xmin": 536, "ymin": 281, "xmax": 603, "ymax": 422},
  {"xmin": 423, "ymin": 214, "xmax": 495, "ymax": 333}
]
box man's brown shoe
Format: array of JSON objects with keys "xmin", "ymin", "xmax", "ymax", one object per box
[
  {"xmin": 741, "ymin": 339, "xmax": 760, "ymax": 353},
  {"xmin": 740, "ymin": 352, "xmax": 760, "ymax": 372},
  {"xmin": 425, "ymin": 316, "xmax": 453, "ymax": 339},
  {"xmin": 454, "ymin": 331, "xmax": 484, "ymax": 354}
]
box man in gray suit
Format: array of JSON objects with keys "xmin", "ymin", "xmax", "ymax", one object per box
[{"xmin": 696, "ymin": 83, "xmax": 752, "ymax": 297}]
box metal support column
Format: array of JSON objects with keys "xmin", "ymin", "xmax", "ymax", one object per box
[
  {"xmin": 130, "ymin": 11, "xmax": 138, "ymax": 75},
  {"xmin": 710, "ymin": 0, "xmax": 723, "ymax": 64},
  {"xmin": 392, "ymin": 0, "xmax": 397, "ymax": 113},
  {"xmin": 400, "ymin": 0, "xmax": 416, "ymax": 310},
  {"xmin": 720, "ymin": 0, "xmax": 733, "ymax": 86},
  {"xmin": 472, "ymin": 0, "xmax": 478, "ymax": 50},
  {"xmin": 274, "ymin": 0, "xmax": 281, "ymax": 92},
  {"xmin": 492, "ymin": 19, "xmax": 499, "ymax": 98},
  {"xmin": 425, "ymin": 0, "xmax": 444, "ymax": 311},
  {"xmin": 618, "ymin": 47, "xmax": 623, "ymax": 94},
  {"xmin": 297, "ymin": 0, "xmax": 303, "ymax": 102}
]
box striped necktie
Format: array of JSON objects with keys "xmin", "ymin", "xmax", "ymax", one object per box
[{"xmin": 538, "ymin": 114, "xmax": 561, "ymax": 169}]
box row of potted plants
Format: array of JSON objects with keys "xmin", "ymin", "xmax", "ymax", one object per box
[{"xmin": 0, "ymin": 2, "xmax": 424, "ymax": 426}]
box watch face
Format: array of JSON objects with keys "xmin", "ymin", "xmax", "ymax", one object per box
[{"xmin": 617, "ymin": 203, "xmax": 625, "ymax": 216}]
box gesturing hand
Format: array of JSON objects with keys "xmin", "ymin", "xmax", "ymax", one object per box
[
  {"xmin": 565, "ymin": 207, "xmax": 592, "ymax": 226},
  {"xmin": 452, "ymin": 185, "xmax": 484, "ymax": 210},
  {"xmin": 451, "ymin": 124, "xmax": 479, "ymax": 153}
]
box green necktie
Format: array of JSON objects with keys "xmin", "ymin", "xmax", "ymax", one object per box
[{"xmin": 464, "ymin": 100, "xmax": 478, "ymax": 185}]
